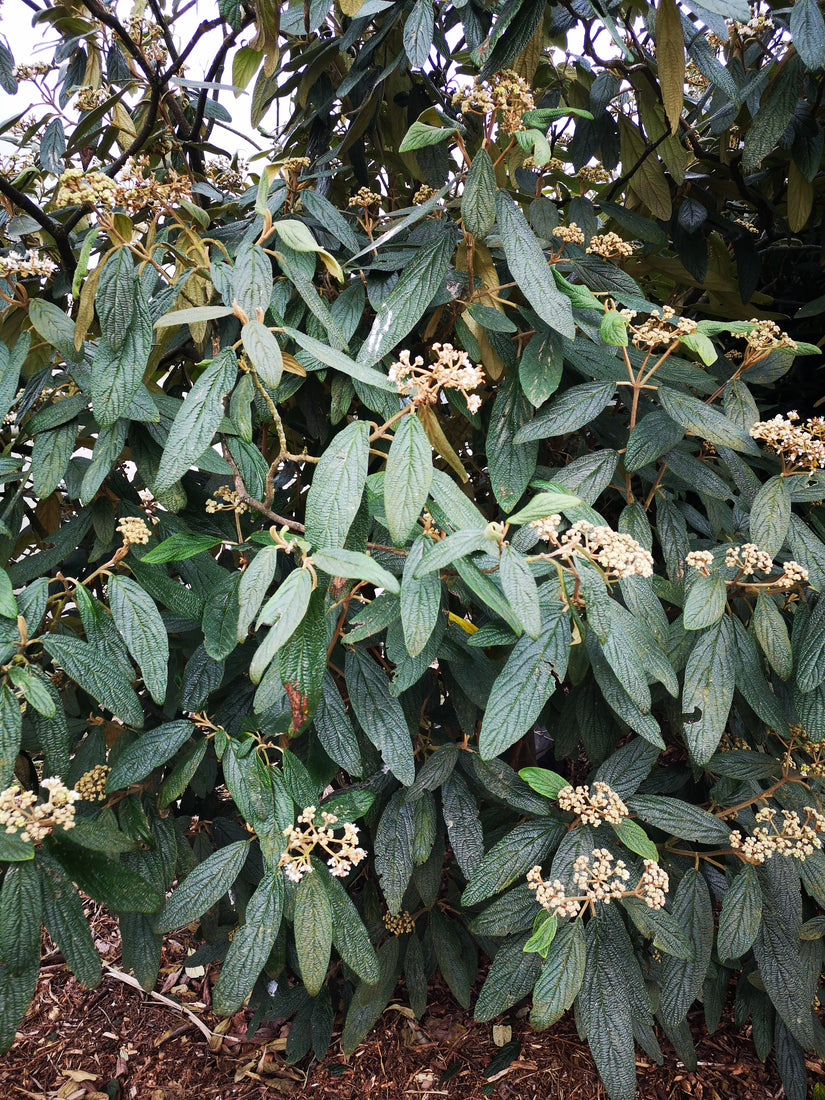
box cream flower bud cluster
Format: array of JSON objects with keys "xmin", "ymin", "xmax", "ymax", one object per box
[
  {"xmin": 624, "ymin": 305, "xmax": 697, "ymax": 349},
  {"xmin": 0, "ymin": 250, "xmax": 57, "ymax": 279},
  {"xmin": 0, "ymin": 778, "xmax": 80, "ymax": 843},
  {"xmin": 117, "ymin": 516, "xmax": 152, "ymax": 546},
  {"xmin": 723, "ymin": 542, "xmax": 808, "ymax": 588},
  {"xmin": 737, "ymin": 319, "xmax": 796, "ymax": 353},
  {"xmin": 557, "ymin": 781, "xmax": 629, "ymax": 826},
  {"xmin": 561, "ymin": 520, "xmax": 655, "ymax": 578},
  {"xmin": 349, "ymin": 187, "xmax": 381, "ymax": 209},
  {"xmin": 278, "ymin": 806, "xmax": 367, "ymax": 883},
  {"xmin": 685, "ymin": 549, "xmax": 714, "ymax": 574},
  {"xmin": 76, "ymin": 86, "xmax": 107, "ymax": 111},
  {"xmin": 413, "ymin": 184, "xmax": 438, "ymax": 205},
  {"xmin": 725, "ymin": 542, "xmax": 773, "ymax": 575},
  {"xmin": 750, "ymin": 412, "xmax": 825, "ymax": 472},
  {"xmin": 75, "ymin": 764, "xmax": 110, "ymax": 802},
  {"xmin": 389, "ymin": 344, "xmax": 485, "ymax": 414},
  {"xmin": 13, "ymin": 62, "xmax": 52, "ymax": 80},
  {"xmin": 529, "ymin": 514, "xmax": 562, "ymax": 540},
  {"xmin": 553, "ymin": 223, "xmax": 586, "ymax": 245},
  {"xmin": 730, "ymin": 806, "xmax": 825, "ymax": 864},
  {"xmin": 578, "ymin": 164, "xmax": 613, "ymax": 185},
  {"xmin": 586, "ymin": 232, "xmax": 634, "ymax": 258},
  {"xmin": 205, "ymin": 485, "xmax": 248, "ymax": 515},
  {"xmin": 452, "ymin": 71, "xmax": 534, "ymax": 134},
  {"xmin": 383, "ymin": 910, "xmax": 415, "ymax": 935},
  {"xmin": 527, "ymin": 853, "xmax": 668, "ymax": 917},
  {"xmin": 55, "ymin": 163, "xmax": 192, "ymax": 214}
]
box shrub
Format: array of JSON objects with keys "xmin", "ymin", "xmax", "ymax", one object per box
[{"xmin": 1, "ymin": 2, "xmax": 825, "ymax": 1098}]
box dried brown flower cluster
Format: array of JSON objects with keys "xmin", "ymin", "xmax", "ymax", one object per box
[
  {"xmin": 557, "ymin": 781, "xmax": 629, "ymax": 826},
  {"xmin": 349, "ymin": 187, "xmax": 381, "ymax": 209},
  {"xmin": 717, "ymin": 732, "xmax": 749, "ymax": 752},
  {"xmin": 578, "ymin": 164, "xmax": 613, "ymax": 185},
  {"xmin": 452, "ymin": 70, "xmax": 534, "ymax": 134},
  {"xmin": 0, "ymin": 778, "xmax": 79, "ymax": 843},
  {"xmin": 750, "ymin": 412, "xmax": 825, "ymax": 472},
  {"xmin": 279, "ymin": 807, "xmax": 367, "ymax": 883},
  {"xmin": 389, "ymin": 344, "xmax": 485, "ymax": 414},
  {"xmin": 730, "ymin": 806, "xmax": 825, "ymax": 863},
  {"xmin": 528, "ymin": 852, "xmax": 668, "ymax": 917},
  {"xmin": 586, "ymin": 232, "xmax": 634, "ymax": 259},
  {"xmin": 75, "ymin": 86, "xmax": 108, "ymax": 111},
  {"xmin": 206, "ymin": 485, "xmax": 248, "ymax": 515},
  {"xmin": 13, "ymin": 62, "xmax": 51, "ymax": 81},
  {"xmin": 685, "ymin": 61, "xmax": 709, "ymax": 93},
  {"xmin": 619, "ymin": 305, "xmax": 697, "ymax": 349},
  {"xmin": 413, "ymin": 184, "xmax": 438, "ymax": 205},
  {"xmin": 206, "ymin": 156, "xmax": 248, "ymax": 193},
  {"xmin": 55, "ymin": 162, "xmax": 192, "ymax": 214},
  {"xmin": 117, "ymin": 516, "xmax": 152, "ymax": 546},
  {"xmin": 126, "ymin": 16, "xmax": 167, "ymax": 63},
  {"xmin": 0, "ymin": 250, "xmax": 57, "ymax": 279},
  {"xmin": 75, "ymin": 764, "xmax": 110, "ymax": 801},
  {"xmin": 552, "ymin": 223, "xmax": 585, "ymax": 245},
  {"xmin": 383, "ymin": 911, "xmax": 415, "ymax": 935}
]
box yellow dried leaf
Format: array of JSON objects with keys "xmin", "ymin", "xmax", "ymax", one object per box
[
  {"xmin": 788, "ymin": 159, "xmax": 813, "ymax": 232},
  {"xmin": 417, "ymin": 404, "xmax": 469, "ymax": 483},
  {"xmin": 282, "ymin": 352, "xmax": 307, "ymax": 376},
  {"xmin": 655, "ymin": 0, "xmax": 685, "ymax": 135},
  {"xmin": 618, "ymin": 116, "xmax": 672, "ymax": 221}
]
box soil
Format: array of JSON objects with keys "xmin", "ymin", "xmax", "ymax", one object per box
[{"xmin": 2, "ymin": 907, "xmax": 821, "ymax": 1100}]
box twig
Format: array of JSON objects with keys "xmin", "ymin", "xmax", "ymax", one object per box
[{"xmin": 102, "ymin": 964, "xmax": 220, "ymax": 1044}]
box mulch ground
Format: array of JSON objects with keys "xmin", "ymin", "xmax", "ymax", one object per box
[{"xmin": 2, "ymin": 908, "xmax": 821, "ymax": 1100}]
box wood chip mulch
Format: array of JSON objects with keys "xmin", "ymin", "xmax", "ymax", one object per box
[{"xmin": 2, "ymin": 910, "xmax": 821, "ymax": 1100}]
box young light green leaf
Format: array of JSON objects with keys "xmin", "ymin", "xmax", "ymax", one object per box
[
  {"xmin": 311, "ymin": 548, "xmax": 400, "ymax": 594},
  {"xmin": 250, "ymin": 567, "xmax": 314, "ymax": 683},
  {"xmin": 612, "ymin": 817, "xmax": 658, "ymax": 861},
  {"xmin": 242, "ymin": 319, "xmax": 283, "ymax": 388}
]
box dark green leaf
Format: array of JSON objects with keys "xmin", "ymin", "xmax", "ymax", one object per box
[
  {"xmin": 384, "ymin": 413, "xmax": 432, "ymax": 545},
  {"xmin": 305, "ymin": 420, "xmax": 369, "ymax": 551},
  {"xmin": 345, "ymin": 647, "xmax": 414, "ymax": 785},
  {"xmin": 718, "ymin": 864, "xmax": 762, "ymax": 961},
  {"xmin": 495, "ymin": 191, "xmax": 574, "ymax": 339},
  {"xmin": 155, "ymin": 841, "xmax": 249, "ymax": 932},
  {"xmin": 213, "ymin": 871, "xmax": 283, "ymax": 1015}
]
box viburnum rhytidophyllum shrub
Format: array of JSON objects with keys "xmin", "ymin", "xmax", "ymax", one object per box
[{"xmin": 2, "ymin": 2, "xmax": 825, "ymax": 1098}]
